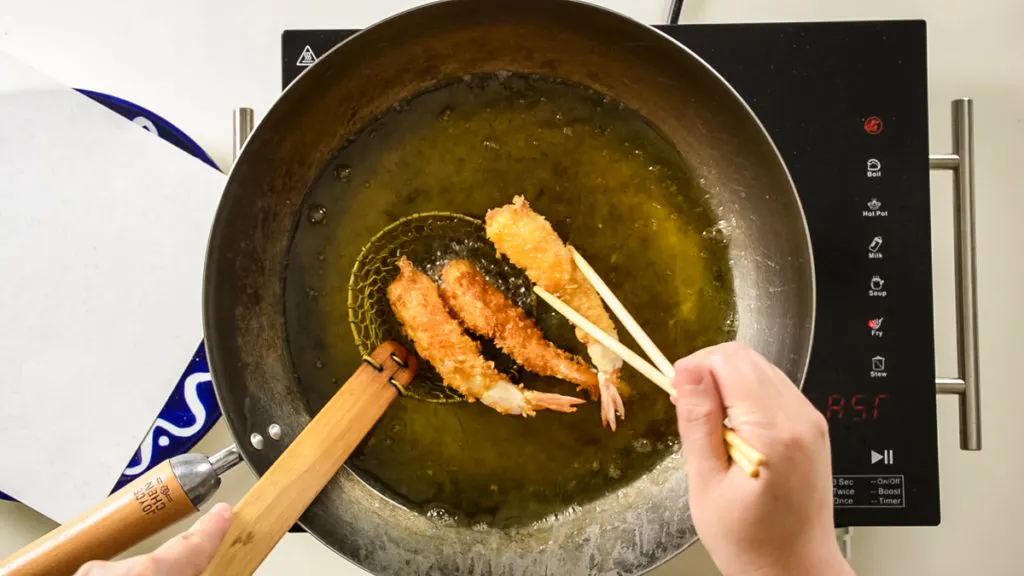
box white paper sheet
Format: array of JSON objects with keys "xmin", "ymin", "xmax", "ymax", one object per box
[{"xmin": 0, "ymin": 50, "xmax": 226, "ymax": 523}]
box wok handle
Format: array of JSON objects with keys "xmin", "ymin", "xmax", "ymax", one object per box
[
  {"xmin": 0, "ymin": 459, "xmax": 198, "ymax": 576},
  {"xmin": 201, "ymin": 341, "xmax": 417, "ymax": 576},
  {"xmin": 931, "ymin": 97, "xmax": 982, "ymax": 451}
]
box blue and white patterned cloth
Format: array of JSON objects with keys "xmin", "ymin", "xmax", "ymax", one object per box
[{"xmin": 0, "ymin": 90, "xmax": 222, "ymax": 502}]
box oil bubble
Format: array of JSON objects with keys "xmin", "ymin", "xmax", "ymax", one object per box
[
  {"xmin": 425, "ymin": 505, "xmax": 459, "ymax": 526},
  {"xmin": 333, "ymin": 164, "xmax": 352, "ymax": 182},
  {"xmin": 307, "ymin": 204, "xmax": 327, "ymax": 225},
  {"xmin": 632, "ymin": 438, "xmax": 653, "ymax": 453},
  {"xmin": 702, "ymin": 219, "xmax": 732, "ymax": 243}
]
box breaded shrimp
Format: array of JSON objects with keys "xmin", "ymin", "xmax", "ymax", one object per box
[
  {"xmin": 387, "ymin": 256, "xmax": 585, "ymax": 417},
  {"xmin": 485, "ymin": 195, "xmax": 626, "ymax": 430},
  {"xmin": 439, "ymin": 259, "xmax": 599, "ymax": 393}
]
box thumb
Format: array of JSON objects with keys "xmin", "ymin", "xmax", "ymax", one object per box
[
  {"xmin": 148, "ymin": 502, "xmax": 233, "ymax": 575},
  {"xmin": 672, "ymin": 358, "xmax": 729, "ymax": 485}
]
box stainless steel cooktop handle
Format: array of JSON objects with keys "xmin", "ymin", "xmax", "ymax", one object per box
[
  {"xmin": 930, "ymin": 97, "xmax": 981, "ymax": 451},
  {"xmin": 233, "ymin": 107, "xmax": 255, "ymax": 161}
]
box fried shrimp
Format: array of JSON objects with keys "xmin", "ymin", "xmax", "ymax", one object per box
[
  {"xmin": 485, "ymin": 196, "xmax": 626, "ymax": 430},
  {"xmin": 387, "ymin": 256, "xmax": 585, "ymax": 417},
  {"xmin": 439, "ymin": 259, "xmax": 599, "ymax": 392}
]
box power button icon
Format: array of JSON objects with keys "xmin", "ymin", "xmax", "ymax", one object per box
[{"xmin": 864, "ymin": 116, "xmax": 884, "ymax": 135}]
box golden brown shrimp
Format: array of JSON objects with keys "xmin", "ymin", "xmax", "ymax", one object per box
[
  {"xmin": 387, "ymin": 256, "xmax": 585, "ymax": 417},
  {"xmin": 439, "ymin": 259, "xmax": 599, "ymax": 393},
  {"xmin": 485, "ymin": 195, "xmax": 626, "ymax": 430}
]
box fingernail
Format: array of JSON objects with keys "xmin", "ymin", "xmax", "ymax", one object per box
[
  {"xmin": 672, "ymin": 365, "xmax": 701, "ymax": 389},
  {"xmin": 212, "ymin": 502, "xmax": 232, "ymax": 519},
  {"xmin": 200, "ymin": 503, "xmax": 231, "ymax": 525}
]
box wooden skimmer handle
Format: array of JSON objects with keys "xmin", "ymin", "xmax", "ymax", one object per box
[
  {"xmin": 201, "ymin": 341, "xmax": 417, "ymax": 575},
  {"xmin": 0, "ymin": 459, "xmax": 198, "ymax": 576}
]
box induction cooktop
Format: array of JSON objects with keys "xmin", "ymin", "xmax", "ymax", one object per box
[{"xmin": 281, "ymin": 20, "xmax": 943, "ymax": 528}]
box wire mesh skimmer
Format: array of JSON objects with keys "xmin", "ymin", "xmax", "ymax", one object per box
[{"xmin": 347, "ymin": 212, "xmax": 537, "ymax": 402}]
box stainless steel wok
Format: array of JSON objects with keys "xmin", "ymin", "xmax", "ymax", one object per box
[{"xmin": 203, "ymin": 0, "xmax": 815, "ymax": 573}]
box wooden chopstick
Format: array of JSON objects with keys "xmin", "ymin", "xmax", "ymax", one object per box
[
  {"xmin": 534, "ymin": 286, "xmax": 676, "ymax": 397},
  {"xmin": 728, "ymin": 444, "xmax": 760, "ymax": 478},
  {"xmin": 539, "ymin": 248, "xmax": 766, "ymax": 477},
  {"xmin": 725, "ymin": 429, "xmax": 766, "ymax": 466},
  {"xmin": 569, "ymin": 247, "xmax": 677, "ymax": 376}
]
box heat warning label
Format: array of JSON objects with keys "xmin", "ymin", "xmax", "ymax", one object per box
[{"xmin": 833, "ymin": 475, "xmax": 905, "ymax": 508}]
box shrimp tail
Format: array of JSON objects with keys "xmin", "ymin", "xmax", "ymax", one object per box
[
  {"xmin": 486, "ymin": 196, "xmax": 630, "ymax": 431},
  {"xmin": 523, "ymin": 390, "xmax": 587, "ymax": 415},
  {"xmin": 598, "ymin": 371, "xmax": 625, "ymax": 431}
]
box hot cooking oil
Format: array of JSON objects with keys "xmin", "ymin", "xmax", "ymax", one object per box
[{"xmin": 284, "ymin": 72, "xmax": 736, "ymax": 529}]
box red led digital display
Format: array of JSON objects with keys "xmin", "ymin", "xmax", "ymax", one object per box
[{"xmin": 822, "ymin": 394, "xmax": 889, "ymax": 422}]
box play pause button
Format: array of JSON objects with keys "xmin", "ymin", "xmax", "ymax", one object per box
[{"xmin": 871, "ymin": 449, "xmax": 894, "ymax": 465}]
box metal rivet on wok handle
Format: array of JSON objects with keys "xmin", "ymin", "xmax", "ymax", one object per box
[{"xmin": 201, "ymin": 341, "xmax": 416, "ymax": 576}]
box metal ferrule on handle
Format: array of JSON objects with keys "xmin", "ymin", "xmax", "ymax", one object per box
[{"xmin": 930, "ymin": 98, "xmax": 981, "ymax": 451}]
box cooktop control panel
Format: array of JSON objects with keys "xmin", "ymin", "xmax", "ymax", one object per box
[
  {"xmin": 282, "ymin": 20, "xmax": 939, "ymax": 527},
  {"xmin": 672, "ymin": 21, "xmax": 940, "ymax": 528}
]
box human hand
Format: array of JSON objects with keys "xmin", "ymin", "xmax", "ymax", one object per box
[
  {"xmin": 672, "ymin": 342, "xmax": 854, "ymax": 576},
  {"xmin": 73, "ymin": 503, "xmax": 232, "ymax": 576}
]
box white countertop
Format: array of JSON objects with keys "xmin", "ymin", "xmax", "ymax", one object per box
[{"xmin": 2, "ymin": 0, "xmax": 1022, "ymax": 574}]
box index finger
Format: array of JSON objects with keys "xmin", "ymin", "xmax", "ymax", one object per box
[{"xmin": 676, "ymin": 342, "xmax": 779, "ymax": 416}]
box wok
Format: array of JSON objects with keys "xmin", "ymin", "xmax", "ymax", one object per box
[
  {"xmin": 203, "ymin": 0, "xmax": 815, "ymax": 574},
  {"xmin": 0, "ymin": 2, "xmax": 814, "ymax": 575}
]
